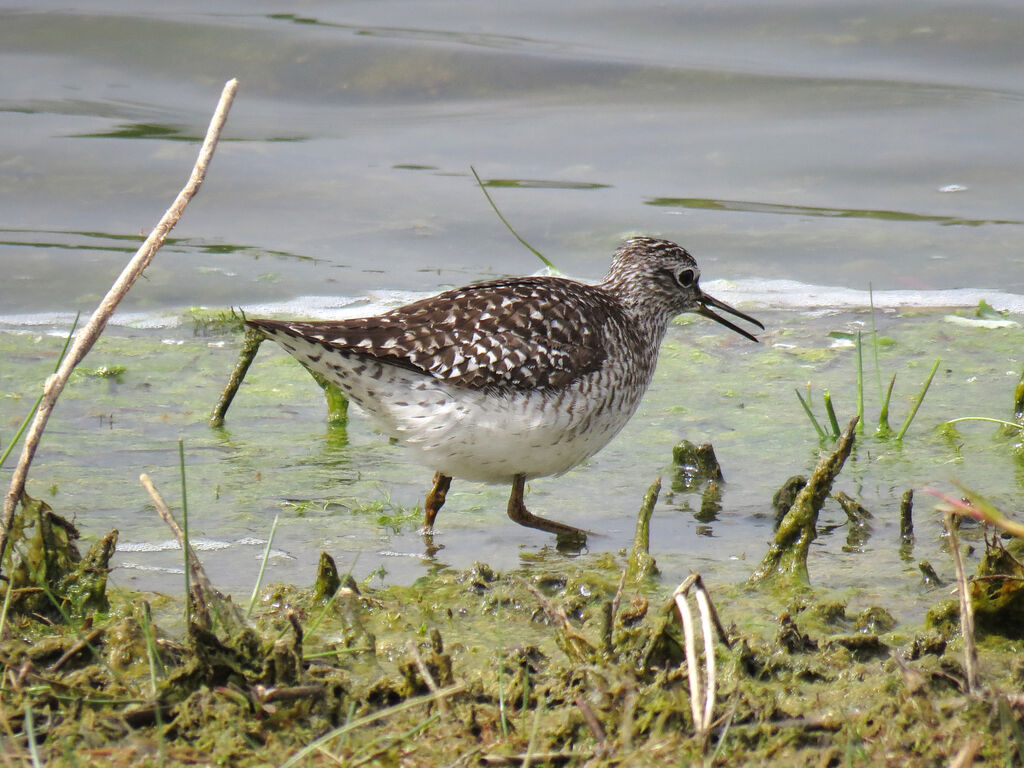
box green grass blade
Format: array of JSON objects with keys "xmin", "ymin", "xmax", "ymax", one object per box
[
  {"xmin": 795, "ymin": 388, "xmax": 827, "ymax": 441},
  {"xmin": 470, "ymin": 165, "xmax": 558, "ymax": 272},
  {"xmin": 279, "ymin": 683, "xmax": 465, "ymax": 768},
  {"xmin": 497, "ymin": 652, "xmax": 509, "ymax": 738},
  {"xmin": 179, "ymin": 439, "xmax": 191, "ymax": 627},
  {"xmin": 823, "ymin": 390, "xmax": 841, "ymax": 439},
  {"xmin": 0, "ymin": 312, "xmax": 81, "ymax": 468},
  {"xmin": 855, "ymin": 331, "xmax": 865, "ymax": 434},
  {"xmin": 247, "ymin": 513, "xmax": 279, "ymax": 618},
  {"xmin": 0, "ymin": 394, "xmax": 41, "ymax": 469},
  {"xmin": 896, "ymin": 358, "xmax": 940, "ymax": 440},
  {"xmin": 24, "ymin": 703, "xmax": 43, "ymax": 768},
  {"xmin": 140, "ymin": 600, "xmax": 165, "ymax": 692},
  {"xmin": 877, "ymin": 373, "xmax": 897, "ymax": 437},
  {"xmin": 946, "ymin": 416, "xmax": 1024, "ymax": 431}
]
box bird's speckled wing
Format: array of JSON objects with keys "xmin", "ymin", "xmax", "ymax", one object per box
[{"xmin": 247, "ymin": 277, "xmax": 626, "ymax": 392}]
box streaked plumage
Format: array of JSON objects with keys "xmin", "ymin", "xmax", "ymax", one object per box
[{"xmin": 247, "ymin": 236, "xmax": 762, "ymax": 542}]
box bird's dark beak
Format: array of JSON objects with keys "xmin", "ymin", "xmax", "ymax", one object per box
[{"xmin": 696, "ymin": 291, "xmax": 764, "ymax": 343}]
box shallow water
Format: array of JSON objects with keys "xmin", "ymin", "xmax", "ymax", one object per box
[
  {"xmin": 1, "ymin": 2, "xmax": 1024, "ymax": 620},
  {"xmin": 2, "ymin": 303, "xmax": 1022, "ymax": 634}
]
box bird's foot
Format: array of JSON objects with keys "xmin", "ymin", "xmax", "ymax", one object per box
[{"xmin": 507, "ymin": 474, "xmax": 590, "ymax": 549}]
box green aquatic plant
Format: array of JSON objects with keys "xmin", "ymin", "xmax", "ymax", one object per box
[
  {"xmin": 470, "ymin": 165, "xmax": 558, "ymax": 273},
  {"xmin": 184, "ymin": 305, "xmax": 247, "ymax": 336},
  {"xmin": 797, "ymin": 304, "xmax": 939, "ymax": 443}
]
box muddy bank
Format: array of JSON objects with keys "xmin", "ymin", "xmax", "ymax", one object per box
[{"xmin": 2, "ymin": 427, "xmax": 1023, "ymax": 766}]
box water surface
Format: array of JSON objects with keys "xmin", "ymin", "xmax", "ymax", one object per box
[{"xmin": 1, "ymin": 1, "xmax": 1023, "ymax": 617}]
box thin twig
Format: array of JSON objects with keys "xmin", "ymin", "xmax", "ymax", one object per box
[
  {"xmin": 947, "ymin": 735, "xmax": 981, "ymax": 768},
  {"xmin": 141, "ymin": 472, "xmax": 248, "ymax": 630},
  {"xmin": 574, "ymin": 697, "xmax": 606, "ymax": 747},
  {"xmin": 944, "ymin": 511, "xmax": 980, "ymax": 694},
  {"xmin": 519, "ymin": 579, "xmax": 596, "ymax": 660},
  {"xmin": 49, "ymin": 627, "xmax": 105, "ymax": 672},
  {"xmin": 0, "ymin": 79, "xmax": 239, "ymax": 575}
]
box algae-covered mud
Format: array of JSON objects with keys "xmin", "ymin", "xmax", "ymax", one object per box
[
  {"xmin": 1, "ymin": 462, "xmax": 1023, "ymax": 766},
  {"xmin": 2, "ymin": 302, "xmax": 1024, "ymax": 763}
]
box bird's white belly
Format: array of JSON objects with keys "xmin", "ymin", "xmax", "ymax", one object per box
[
  {"xmin": 282, "ymin": 334, "xmax": 644, "ymax": 484},
  {"xmin": 397, "ymin": 380, "xmax": 638, "ymax": 483}
]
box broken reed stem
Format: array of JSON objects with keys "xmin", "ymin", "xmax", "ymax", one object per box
[
  {"xmin": 693, "ymin": 587, "xmax": 716, "ymax": 728},
  {"xmin": 140, "ymin": 473, "xmax": 213, "ymax": 626},
  {"xmin": 179, "ymin": 440, "xmax": 191, "ymax": 630},
  {"xmin": 944, "ymin": 511, "xmax": 980, "ymax": 694},
  {"xmin": 895, "ymin": 358, "xmax": 940, "ymax": 440},
  {"xmin": 899, "ymin": 489, "xmax": 914, "ymax": 542},
  {"xmin": 210, "ymin": 326, "xmax": 264, "ymax": 427},
  {"xmin": 0, "ymin": 79, "xmax": 239, "ymax": 574},
  {"xmin": 673, "ymin": 574, "xmax": 719, "ymax": 744},
  {"xmin": 673, "ymin": 587, "xmax": 704, "ymax": 737}
]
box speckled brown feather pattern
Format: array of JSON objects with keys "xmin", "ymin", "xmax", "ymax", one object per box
[
  {"xmin": 248, "ymin": 276, "xmax": 634, "ymax": 393},
  {"xmin": 243, "ymin": 237, "xmax": 761, "ymax": 498}
]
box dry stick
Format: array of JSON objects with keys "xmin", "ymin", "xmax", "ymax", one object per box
[
  {"xmin": 0, "ymin": 79, "xmax": 239, "ymax": 575},
  {"xmin": 140, "ymin": 473, "xmax": 212, "ymax": 623},
  {"xmin": 142, "ymin": 471, "xmax": 248, "ymax": 634},
  {"xmin": 693, "ymin": 586, "xmax": 716, "ymax": 729},
  {"xmin": 674, "ymin": 582, "xmax": 705, "ymax": 737},
  {"xmin": 49, "ymin": 626, "xmax": 105, "ymax": 673},
  {"xmin": 944, "ymin": 511, "xmax": 980, "ymax": 694},
  {"xmin": 673, "ymin": 574, "xmax": 720, "ymax": 744}
]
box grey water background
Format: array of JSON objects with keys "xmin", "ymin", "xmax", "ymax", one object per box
[{"xmin": 2, "ymin": 1, "xmax": 1024, "ymax": 599}]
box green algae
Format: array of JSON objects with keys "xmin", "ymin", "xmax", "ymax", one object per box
[
  {"xmin": 2, "ymin": 493, "xmax": 1024, "ymax": 765},
  {"xmin": 625, "ymin": 477, "xmax": 659, "ymax": 581},
  {"xmin": 3, "ymin": 306, "xmax": 1024, "ymax": 762},
  {"xmin": 750, "ymin": 417, "xmax": 858, "ymax": 590}
]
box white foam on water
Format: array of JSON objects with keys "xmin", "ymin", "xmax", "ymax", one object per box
[{"xmin": 1, "ymin": 281, "xmax": 1021, "ymax": 331}]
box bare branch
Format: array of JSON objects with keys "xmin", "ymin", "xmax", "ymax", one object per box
[{"xmin": 0, "ymin": 79, "xmax": 239, "ymax": 572}]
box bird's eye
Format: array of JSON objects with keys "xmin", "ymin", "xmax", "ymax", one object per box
[{"xmin": 676, "ymin": 268, "xmax": 696, "ymax": 288}]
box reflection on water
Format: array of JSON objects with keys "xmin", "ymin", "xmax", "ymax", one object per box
[{"xmin": 646, "ymin": 197, "xmax": 1023, "ymax": 228}]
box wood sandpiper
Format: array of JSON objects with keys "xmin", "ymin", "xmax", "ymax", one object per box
[{"xmin": 247, "ymin": 236, "xmax": 763, "ymax": 544}]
